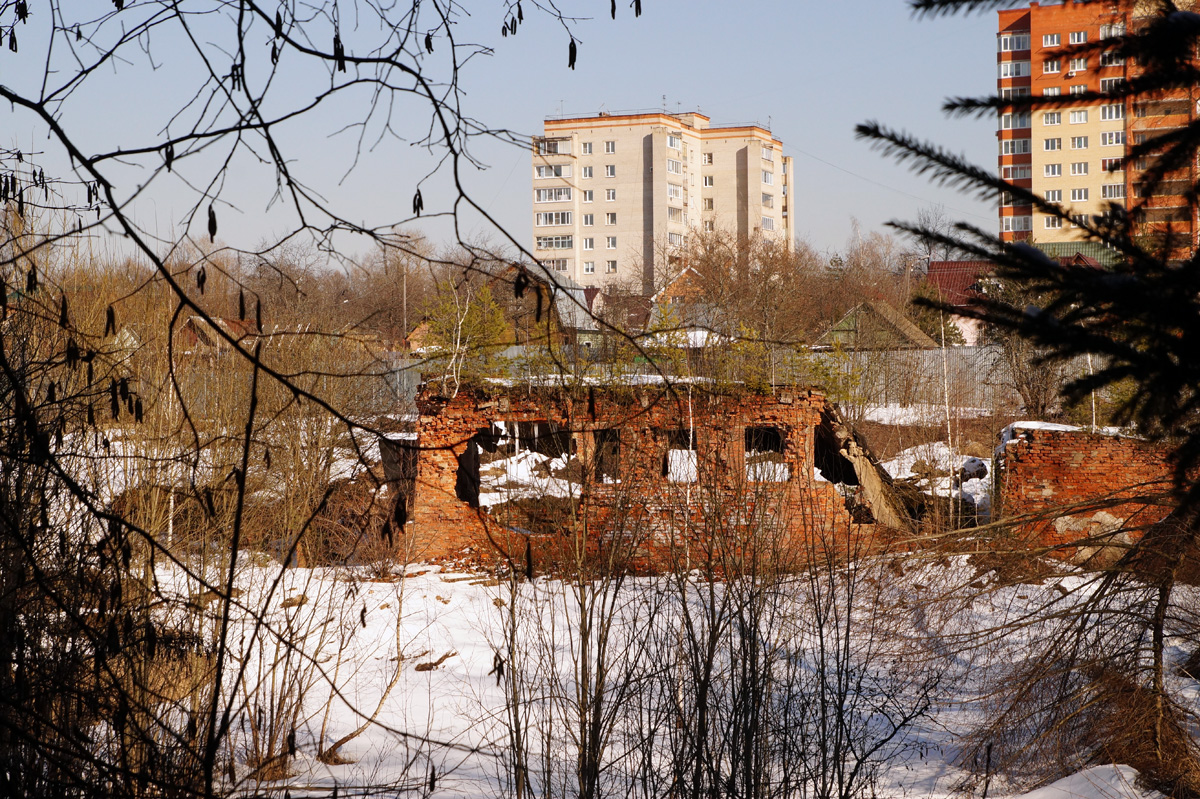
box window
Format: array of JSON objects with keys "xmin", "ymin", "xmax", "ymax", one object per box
[
  {"xmin": 535, "ymin": 235, "xmax": 572, "ymax": 249},
  {"xmin": 667, "ymin": 134, "xmax": 681, "ymax": 149},
  {"xmin": 606, "ymin": 236, "xmax": 617, "ymax": 249},
  {"xmin": 1002, "ymin": 86, "xmax": 1031, "ymax": 99},
  {"xmin": 1045, "ymin": 163, "xmax": 1062, "ymax": 177},
  {"xmin": 1101, "ymin": 103, "xmax": 1124, "ymax": 120},
  {"xmin": 666, "ymin": 158, "xmax": 682, "ymax": 175},
  {"xmin": 1000, "ymin": 61, "xmax": 1030, "ymax": 78},
  {"xmin": 1071, "ymin": 188, "xmax": 1089, "ymax": 201},
  {"xmin": 583, "ymin": 237, "xmax": 594, "ymax": 250},
  {"xmin": 606, "ymin": 260, "xmax": 617, "ymax": 273},
  {"xmin": 1069, "ymin": 31, "xmax": 1087, "ymax": 44},
  {"xmin": 703, "ymin": 220, "xmax": 714, "ymax": 231},
  {"xmin": 1100, "ymin": 77, "xmax": 1125, "ymax": 93},
  {"xmin": 582, "ymin": 142, "xmax": 593, "ymax": 155},
  {"xmin": 1101, "ymin": 157, "xmax": 1124, "ymax": 172},
  {"xmin": 1069, "ymin": 57, "xmax": 1087, "ymax": 72},
  {"xmin": 1043, "ymin": 87, "xmax": 1061, "ymax": 97},
  {"xmin": 761, "ymin": 192, "xmax": 774, "ymax": 208},
  {"xmin": 761, "ymin": 145, "xmax": 775, "ymax": 161},
  {"xmin": 1001, "ymin": 138, "xmax": 1032, "ymax": 155},
  {"xmin": 1100, "ymin": 23, "xmax": 1125, "ymax": 39},
  {"xmin": 583, "ymin": 213, "xmax": 594, "ymax": 226},
  {"xmin": 1070, "ymin": 213, "xmax": 1089, "ymax": 227},
  {"xmin": 1002, "ymin": 111, "xmax": 1032, "ymax": 129},
  {"xmin": 761, "ymin": 216, "xmax": 775, "ymax": 231},
  {"xmin": 702, "ymin": 175, "xmax": 714, "ymax": 187},
  {"xmin": 667, "ymin": 183, "xmax": 683, "ymax": 200},
  {"xmin": 583, "ymin": 261, "xmax": 595, "ymax": 274},
  {"xmin": 1100, "ymin": 51, "xmax": 1125, "ymax": 67},
  {"xmin": 1100, "ymin": 131, "xmax": 1124, "ymax": 146},
  {"xmin": 761, "ymin": 170, "xmax": 774, "ymax": 185},
  {"xmin": 604, "ymin": 140, "xmax": 615, "ymax": 154},
  {"xmin": 1001, "ymin": 215, "xmax": 1033, "ymax": 232},
  {"xmin": 605, "ymin": 189, "xmax": 616, "ymax": 201},
  {"xmin": 535, "ymin": 211, "xmax": 572, "ymax": 226},
  {"xmin": 604, "ymin": 164, "xmax": 616, "ymax": 178},
  {"xmin": 535, "ymin": 187, "xmax": 572, "ymax": 202},
  {"xmin": 535, "ymin": 164, "xmax": 571, "ymax": 179},
  {"xmin": 1043, "ymin": 138, "xmax": 1061, "ymax": 151},
  {"xmin": 605, "ymin": 212, "xmax": 616, "ymax": 225},
  {"xmin": 745, "ymin": 427, "xmax": 788, "ymax": 482},
  {"xmin": 1071, "ymin": 161, "xmax": 1089, "ymax": 176},
  {"xmin": 1069, "ymin": 110, "xmax": 1088, "ymax": 124},
  {"xmin": 1071, "ymin": 136, "xmax": 1088, "ymax": 149},
  {"xmin": 1069, "ymin": 85, "xmax": 1086, "ymax": 95},
  {"xmin": 1043, "ymin": 111, "xmax": 1061, "ymax": 125},
  {"xmin": 1000, "ymin": 191, "xmax": 1031, "ymax": 207},
  {"xmin": 668, "ymin": 207, "xmax": 683, "ymax": 222},
  {"xmin": 536, "ymin": 138, "xmax": 571, "ymax": 155},
  {"xmin": 581, "ymin": 166, "xmax": 593, "ymax": 179},
  {"xmin": 1003, "ymin": 165, "xmax": 1032, "ymax": 179},
  {"xmin": 702, "ymin": 152, "xmax": 713, "ymax": 165},
  {"xmin": 1102, "ymin": 183, "xmax": 1126, "ymax": 199},
  {"xmin": 545, "ymin": 259, "xmax": 568, "ymax": 272},
  {"xmin": 1045, "ymin": 189, "xmax": 1062, "ymax": 202},
  {"xmin": 1045, "ymin": 216, "xmax": 1063, "ymax": 229},
  {"xmin": 1043, "ymin": 58, "xmax": 1061, "ymax": 74},
  {"xmin": 702, "ymin": 197, "xmax": 714, "ymax": 210},
  {"xmin": 998, "ymin": 33, "xmax": 1030, "ymax": 51},
  {"xmin": 668, "ymin": 232, "xmax": 684, "ymax": 245},
  {"xmin": 583, "ymin": 190, "xmax": 594, "ymax": 202}
]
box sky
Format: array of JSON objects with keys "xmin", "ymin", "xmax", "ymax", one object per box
[{"xmin": 1, "ymin": 1, "xmax": 1006, "ymax": 263}]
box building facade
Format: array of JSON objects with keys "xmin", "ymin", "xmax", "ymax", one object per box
[
  {"xmin": 531, "ymin": 111, "xmax": 795, "ymax": 294},
  {"xmin": 997, "ymin": 1, "xmax": 1198, "ymax": 259}
]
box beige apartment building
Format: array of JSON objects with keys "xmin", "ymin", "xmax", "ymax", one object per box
[{"xmin": 531, "ymin": 111, "xmax": 795, "ymax": 293}]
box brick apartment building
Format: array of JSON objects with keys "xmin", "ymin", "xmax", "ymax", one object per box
[
  {"xmin": 996, "ymin": 1, "xmax": 1198, "ymax": 260},
  {"xmin": 531, "ymin": 111, "xmax": 795, "ymax": 294}
]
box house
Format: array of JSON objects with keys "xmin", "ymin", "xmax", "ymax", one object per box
[
  {"xmin": 817, "ymin": 301, "xmax": 937, "ymax": 351},
  {"xmin": 925, "ymin": 260, "xmax": 991, "ymax": 345}
]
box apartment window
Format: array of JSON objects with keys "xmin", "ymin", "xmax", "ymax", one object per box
[
  {"xmin": 583, "ymin": 261, "xmax": 595, "ymax": 274},
  {"xmin": 1069, "ymin": 31, "xmax": 1087, "ymax": 44},
  {"xmin": 1071, "ymin": 161, "xmax": 1089, "ymax": 175},
  {"xmin": 1071, "ymin": 188, "xmax": 1089, "ymax": 202},
  {"xmin": 604, "ymin": 140, "xmax": 616, "ymax": 154},
  {"xmin": 606, "ymin": 236, "xmax": 617, "ymax": 249},
  {"xmin": 761, "ymin": 171, "xmax": 774, "ymax": 185},
  {"xmin": 583, "ymin": 237, "xmax": 594, "ymax": 250},
  {"xmin": 1043, "ymin": 138, "xmax": 1061, "ymax": 152},
  {"xmin": 604, "ymin": 164, "xmax": 616, "ymax": 178},
  {"xmin": 535, "ymin": 235, "xmax": 573, "ymax": 249},
  {"xmin": 534, "ymin": 187, "xmax": 572, "ymax": 202},
  {"xmin": 1100, "ymin": 23, "xmax": 1125, "ymax": 39},
  {"xmin": 1000, "ymin": 61, "xmax": 1030, "ymax": 78},
  {"xmin": 668, "ymin": 207, "xmax": 683, "ymax": 222},
  {"xmin": 667, "ymin": 134, "xmax": 682, "ymax": 149},
  {"xmin": 1069, "ymin": 57, "xmax": 1087, "ymax": 72},
  {"xmin": 535, "ymin": 164, "xmax": 572, "ymax": 179},
  {"xmin": 1100, "ymin": 51, "xmax": 1125, "ymax": 67},
  {"xmin": 703, "ymin": 220, "xmax": 714, "ymax": 231},
  {"xmin": 1045, "ymin": 189, "xmax": 1062, "ymax": 203},
  {"xmin": 1002, "ymin": 111, "xmax": 1031, "ymax": 129},
  {"xmin": 583, "ymin": 213, "xmax": 594, "ymax": 226},
  {"xmin": 536, "ymin": 138, "xmax": 571, "ymax": 155},
  {"xmin": 535, "ymin": 211, "xmax": 572, "ymax": 226},
  {"xmin": 667, "ymin": 183, "xmax": 683, "ymax": 200},
  {"xmin": 1101, "ymin": 157, "xmax": 1124, "ymax": 172},
  {"xmin": 1102, "ymin": 183, "xmax": 1126, "ymax": 199},
  {"xmin": 1045, "ymin": 163, "xmax": 1062, "ymax": 177},
  {"xmin": 1002, "ymin": 86, "xmax": 1031, "ymax": 99},
  {"xmin": 1069, "ymin": 85, "xmax": 1086, "ymax": 95},
  {"xmin": 1069, "ymin": 110, "xmax": 1088, "ymax": 124},
  {"xmin": 1045, "ymin": 216, "xmax": 1063, "ymax": 229},
  {"xmin": 761, "ymin": 217, "xmax": 775, "ymax": 231},
  {"xmin": 1100, "ymin": 77, "xmax": 1125, "ymax": 93},
  {"xmin": 998, "ymin": 33, "xmax": 1030, "ymax": 51},
  {"xmin": 605, "ymin": 212, "xmax": 616, "ymax": 225},
  {"xmin": 1043, "ymin": 33, "xmax": 1061, "ymax": 47},
  {"xmin": 1070, "ymin": 136, "xmax": 1088, "ymax": 149},
  {"xmin": 583, "ymin": 190, "xmax": 594, "ymax": 202},
  {"xmin": 1043, "ymin": 111, "xmax": 1061, "ymax": 126},
  {"xmin": 545, "ymin": 259, "xmax": 568, "ymax": 272},
  {"xmin": 761, "ymin": 145, "xmax": 775, "ymax": 161},
  {"xmin": 1001, "ymin": 215, "xmax": 1033, "ymax": 232},
  {"xmin": 702, "ymin": 152, "xmax": 713, "ymax": 165},
  {"xmin": 666, "ymin": 158, "xmax": 682, "ymax": 175},
  {"xmin": 668, "ymin": 232, "xmax": 684, "ymax": 246},
  {"xmin": 1043, "ymin": 59, "xmax": 1061, "ymax": 74},
  {"xmin": 761, "ymin": 192, "xmax": 774, "ymax": 208},
  {"xmin": 606, "ymin": 260, "xmax": 617, "ymax": 273},
  {"xmin": 1000, "ymin": 139, "xmax": 1032, "ymax": 155},
  {"xmin": 1000, "ymin": 191, "xmax": 1031, "ymax": 208},
  {"xmin": 1043, "ymin": 87, "xmax": 1061, "ymax": 97},
  {"xmin": 581, "ymin": 166, "xmax": 593, "ymax": 179},
  {"xmin": 702, "ymin": 175, "xmax": 714, "ymax": 187},
  {"xmin": 582, "ymin": 142, "xmax": 593, "ymax": 155},
  {"xmin": 1100, "ymin": 131, "xmax": 1124, "ymax": 146},
  {"xmin": 1003, "ymin": 165, "xmax": 1032, "ymax": 179},
  {"xmin": 702, "ymin": 197, "xmax": 714, "ymax": 211},
  {"xmin": 1070, "ymin": 213, "xmax": 1089, "ymax": 227},
  {"xmin": 1100, "ymin": 103, "xmax": 1124, "ymax": 120},
  {"xmin": 605, "ymin": 189, "xmax": 616, "ymax": 201}
]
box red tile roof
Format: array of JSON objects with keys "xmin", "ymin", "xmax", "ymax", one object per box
[{"xmin": 925, "ymin": 261, "xmax": 991, "ymax": 308}]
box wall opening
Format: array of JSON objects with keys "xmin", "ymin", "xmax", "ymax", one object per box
[
  {"xmin": 661, "ymin": 428, "xmax": 697, "ymax": 483},
  {"xmin": 594, "ymin": 429, "xmax": 621, "ymax": 483},
  {"xmin": 455, "ymin": 434, "xmax": 482, "ymax": 508},
  {"xmin": 745, "ymin": 426, "xmax": 788, "ymax": 482}
]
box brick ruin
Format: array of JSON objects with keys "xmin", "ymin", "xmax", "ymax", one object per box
[
  {"xmin": 381, "ymin": 383, "xmax": 913, "ymax": 570},
  {"xmin": 994, "ymin": 423, "xmax": 1176, "ymax": 558}
]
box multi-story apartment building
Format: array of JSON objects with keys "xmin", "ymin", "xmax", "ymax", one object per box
[
  {"xmin": 997, "ymin": 1, "xmax": 1197, "ymax": 259},
  {"xmin": 531, "ymin": 111, "xmax": 795, "ymax": 293}
]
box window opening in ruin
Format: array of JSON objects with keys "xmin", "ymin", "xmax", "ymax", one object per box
[
  {"xmin": 745, "ymin": 426, "xmax": 789, "ymax": 482},
  {"xmin": 455, "ymin": 434, "xmax": 481, "ymax": 508},
  {"xmin": 661, "ymin": 428, "xmax": 697, "ymax": 483},
  {"xmin": 594, "ymin": 429, "xmax": 621, "ymax": 483},
  {"xmin": 379, "ymin": 434, "xmax": 418, "ymax": 527}
]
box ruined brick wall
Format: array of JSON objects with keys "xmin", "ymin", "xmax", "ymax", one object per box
[
  {"xmin": 399, "ymin": 383, "xmax": 872, "ymax": 568},
  {"xmin": 996, "ymin": 425, "xmax": 1175, "ymax": 552}
]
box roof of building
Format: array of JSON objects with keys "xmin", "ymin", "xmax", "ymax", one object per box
[
  {"xmin": 818, "ymin": 301, "xmax": 938, "ymax": 351},
  {"xmin": 1034, "ymin": 241, "xmax": 1122, "ymax": 268},
  {"xmin": 926, "ymin": 261, "xmax": 992, "ymax": 307}
]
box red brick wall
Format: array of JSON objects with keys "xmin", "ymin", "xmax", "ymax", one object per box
[{"xmin": 996, "ymin": 425, "xmax": 1174, "ymax": 551}]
